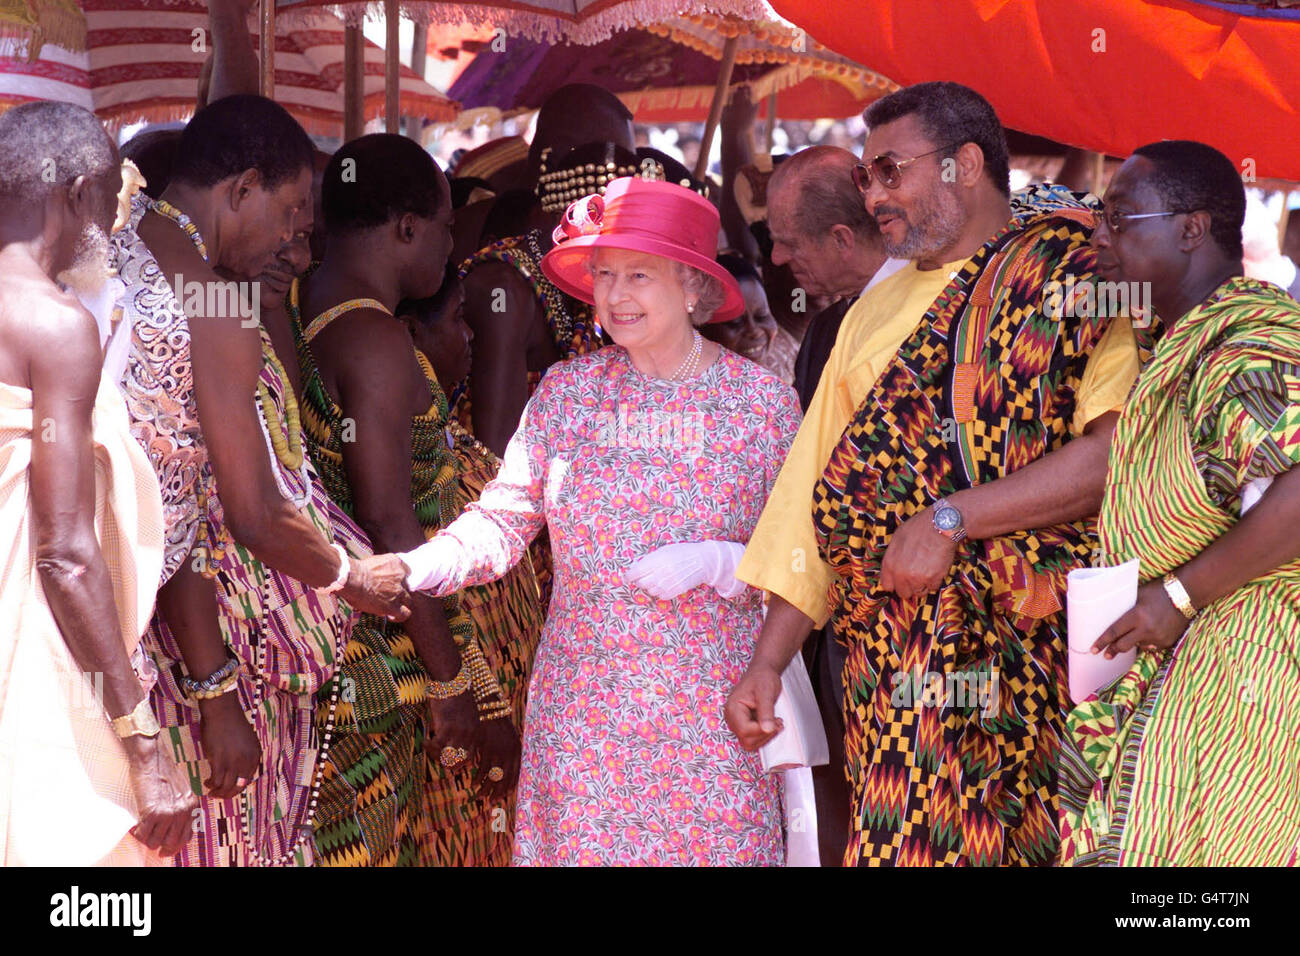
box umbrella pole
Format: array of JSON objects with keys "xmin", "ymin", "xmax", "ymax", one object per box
[
  {"xmin": 385, "ymin": 0, "xmax": 400, "ymax": 134},
  {"xmin": 1091, "ymin": 151, "xmax": 1106, "ymax": 196},
  {"xmin": 765, "ymin": 91, "xmax": 777, "ymax": 151},
  {"xmin": 1279, "ymin": 191, "xmax": 1291, "ymax": 250},
  {"xmin": 407, "ymin": 17, "xmax": 427, "ymax": 140},
  {"xmin": 344, "ymin": 24, "xmax": 364, "ymax": 141},
  {"xmin": 695, "ymin": 35, "xmax": 739, "ymax": 181},
  {"xmin": 259, "ymin": 0, "xmax": 274, "ymax": 98}
]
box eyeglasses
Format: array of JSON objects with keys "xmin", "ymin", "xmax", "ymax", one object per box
[
  {"xmin": 1101, "ymin": 208, "xmax": 1188, "ymax": 234},
  {"xmin": 852, "ymin": 142, "xmax": 961, "ymax": 193}
]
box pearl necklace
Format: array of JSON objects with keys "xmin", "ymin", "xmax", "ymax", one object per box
[{"xmin": 668, "ymin": 330, "xmax": 703, "ymax": 381}]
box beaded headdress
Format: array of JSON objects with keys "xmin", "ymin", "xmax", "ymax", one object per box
[{"xmin": 536, "ymin": 142, "xmax": 709, "ymax": 214}]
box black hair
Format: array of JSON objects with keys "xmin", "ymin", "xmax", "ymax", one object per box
[
  {"xmin": 864, "ymin": 81, "xmax": 1010, "ymax": 197},
  {"xmin": 718, "ymin": 251, "xmax": 761, "ymax": 285},
  {"xmin": 170, "ymin": 94, "xmax": 314, "ymax": 191},
  {"xmin": 120, "ymin": 126, "xmax": 182, "ymax": 199},
  {"xmin": 480, "ymin": 188, "xmax": 540, "ymax": 246},
  {"xmin": 323, "ymin": 133, "xmax": 446, "ymax": 233},
  {"xmin": 449, "ymin": 176, "xmax": 493, "ymax": 209},
  {"xmin": 397, "ymin": 261, "xmax": 460, "ymax": 327},
  {"xmin": 1132, "ymin": 140, "xmax": 1245, "ymax": 259},
  {"xmin": 0, "ymin": 100, "xmax": 116, "ymax": 208}
]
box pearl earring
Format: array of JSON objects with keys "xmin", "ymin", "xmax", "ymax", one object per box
[{"xmin": 687, "ymin": 301, "xmax": 696, "ymax": 313}]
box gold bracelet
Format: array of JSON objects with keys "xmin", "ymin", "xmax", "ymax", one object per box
[
  {"xmin": 1162, "ymin": 572, "xmax": 1198, "ymax": 621},
  {"xmin": 477, "ymin": 700, "xmax": 513, "ymax": 721},
  {"xmin": 427, "ymin": 660, "xmax": 472, "ymax": 700},
  {"xmin": 462, "ymin": 639, "xmax": 503, "ymax": 703}
]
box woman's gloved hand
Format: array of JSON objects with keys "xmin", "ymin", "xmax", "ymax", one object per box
[{"xmin": 625, "ymin": 540, "xmax": 748, "ymax": 600}]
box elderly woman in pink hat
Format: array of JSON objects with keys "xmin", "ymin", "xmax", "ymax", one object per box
[{"xmin": 399, "ymin": 177, "xmax": 802, "ymax": 866}]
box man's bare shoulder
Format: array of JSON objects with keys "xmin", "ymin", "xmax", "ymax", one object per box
[{"xmin": 0, "ymin": 267, "xmax": 100, "ymax": 386}]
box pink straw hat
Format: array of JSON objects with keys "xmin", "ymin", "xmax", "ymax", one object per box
[{"xmin": 540, "ymin": 177, "xmax": 744, "ymax": 323}]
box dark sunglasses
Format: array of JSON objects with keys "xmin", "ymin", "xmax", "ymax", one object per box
[{"xmin": 852, "ymin": 141, "xmax": 962, "ymax": 193}]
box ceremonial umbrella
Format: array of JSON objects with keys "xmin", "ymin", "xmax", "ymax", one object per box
[
  {"xmin": 768, "ymin": 0, "xmax": 1300, "ymax": 181},
  {"xmin": 289, "ymin": 0, "xmax": 779, "ymax": 161},
  {"xmin": 288, "ymin": 0, "xmax": 770, "ymax": 44},
  {"xmin": 443, "ymin": 11, "xmax": 895, "ymax": 126},
  {"xmin": 0, "ymin": 0, "xmax": 458, "ymax": 134}
]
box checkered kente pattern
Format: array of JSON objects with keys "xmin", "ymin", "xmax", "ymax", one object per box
[{"xmin": 811, "ymin": 185, "xmax": 1119, "ymax": 866}]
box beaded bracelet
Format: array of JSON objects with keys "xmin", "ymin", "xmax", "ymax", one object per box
[
  {"xmin": 461, "ymin": 639, "xmax": 504, "ymax": 703},
  {"xmin": 180, "ymin": 655, "xmax": 241, "ymax": 699},
  {"xmin": 427, "ymin": 660, "xmax": 472, "ymax": 700},
  {"xmin": 477, "ymin": 700, "xmax": 513, "ymax": 721}
]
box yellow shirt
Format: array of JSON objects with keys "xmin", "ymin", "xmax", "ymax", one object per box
[{"xmin": 736, "ymin": 259, "xmax": 1141, "ymax": 626}]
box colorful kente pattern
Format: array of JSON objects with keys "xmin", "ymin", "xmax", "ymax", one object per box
[
  {"xmin": 147, "ymin": 327, "xmax": 357, "ymax": 867},
  {"xmin": 290, "ymin": 282, "xmax": 542, "ymax": 866},
  {"xmin": 810, "ymin": 185, "xmax": 1119, "ymax": 866},
  {"xmin": 1059, "ymin": 277, "xmax": 1300, "ymax": 866}
]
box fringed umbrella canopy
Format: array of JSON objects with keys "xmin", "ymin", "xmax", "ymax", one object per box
[
  {"xmin": 0, "ymin": 0, "xmax": 458, "ymax": 134},
  {"xmin": 286, "ymin": 0, "xmax": 770, "ymax": 44},
  {"xmin": 0, "ymin": 0, "xmax": 84, "ymax": 61},
  {"xmin": 444, "ymin": 12, "xmax": 895, "ymax": 126}
]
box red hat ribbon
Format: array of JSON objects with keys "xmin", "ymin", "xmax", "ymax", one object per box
[{"xmin": 552, "ymin": 194, "xmax": 605, "ymax": 245}]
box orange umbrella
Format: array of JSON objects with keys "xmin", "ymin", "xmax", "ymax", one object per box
[{"xmin": 769, "ymin": 0, "xmax": 1300, "ymax": 179}]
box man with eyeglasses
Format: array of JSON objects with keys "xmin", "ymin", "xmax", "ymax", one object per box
[
  {"xmin": 1058, "ymin": 141, "xmax": 1300, "ymax": 866},
  {"xmin": 725, "ymin": 81, "xmax": 1141, "ymax": 866}
]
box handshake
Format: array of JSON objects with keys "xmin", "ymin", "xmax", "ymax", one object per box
[{"xmin": 335, "ymin": 553, "xmax": 417, "ymax": 622}]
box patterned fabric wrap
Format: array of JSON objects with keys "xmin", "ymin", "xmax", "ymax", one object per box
[
  {"xmin": 114, "ymin": 194, "xmax": 211, "ymax": 585},
  {"xmin": 290, "ymin": 285, "xmax": 533, "ymax": 866},
  {"xmin": 146, "ymin": 327, "xmax": 358, "ymax": 867},
  {"xmin": 428, "ymin": 418, "xmax": 547, "ymax": 865},
  {"xmin": 810, "ymin": 185, "xmax": 1117, "ymax": 866},
  {"xmin": 458, "ymin": 229, "xmax": 605, "ymax": 610},
  {"xmin": 1059, "ymin": 277, "xmax": 1300, "ymax": 866}
]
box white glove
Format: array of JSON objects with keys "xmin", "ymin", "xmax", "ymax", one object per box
[
  {"xmin": 397, "ymin": 534, "xmax": 461, "ymax": 594},
  {"xmin": 624, "ymin": 540, "xmax": 748, "ymax": 600}
]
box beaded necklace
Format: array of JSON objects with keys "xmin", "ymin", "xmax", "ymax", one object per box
[
  {"xmin": 151, "ymin": 196, "xmax": 341, "ymax": 867},
  {"xmin": 149, "ymin": 198, "xmax": 209, "ymax": 262}
]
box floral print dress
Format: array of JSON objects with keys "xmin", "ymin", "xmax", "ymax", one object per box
[{"xmin": 428, "ymin": 345, "xmax": 801, "ymax": 865}]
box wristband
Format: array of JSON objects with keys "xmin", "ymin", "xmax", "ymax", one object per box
[{"xmin": 321, "ymin": 543, "xmax": 349, "ymax": 595}]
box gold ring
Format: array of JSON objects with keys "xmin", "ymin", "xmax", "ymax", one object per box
[
  {"xmin": 488, "ymin": 766, "xmax": 505, "ymax": 782},
  {"xmin": 439, "ymin": 745, "xmax": 468, "ymax": 769}
]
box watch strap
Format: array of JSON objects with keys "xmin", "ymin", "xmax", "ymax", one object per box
[
  {"xmin": 931, "ymin": 498, "xmax": 968, "ymax": 543},
  {"xmin": 1162, "ymin": 572, "xmax": 1197, "ymax": 620},
  {"xmin": 110, "ymin": 696, "xmax": 161, "ymax": 739}
]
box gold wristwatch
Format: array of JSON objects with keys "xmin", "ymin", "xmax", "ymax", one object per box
[{"xmin": 110, "ymin": 697, "xmax": 161, "ymax": 739}]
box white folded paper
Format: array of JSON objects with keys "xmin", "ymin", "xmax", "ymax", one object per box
[
  {"xmin": 1066, "ymin": 558, "xmax": 1141, "ymax": 704},
  {"xmin": 760, "ymin": 652, "xmax": 830, "ymax": 773}
]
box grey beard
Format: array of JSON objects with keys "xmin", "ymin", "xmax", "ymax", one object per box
[
  {"xmin": 57, "ymin": 221, "xmax": 111, "ymax": 297},
  {"xmin": 881, "ymin": 186, "xmax": 967, "ymax": 261}
]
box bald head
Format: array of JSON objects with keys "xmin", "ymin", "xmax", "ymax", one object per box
[
  {"xmin": 528, "ymin": 83, "xmax": 635, "ymax": 177},
  {"xmin": 769, "ymin": 146, "xmax": 878, "ymax": 243},
  {"xmin": 767, "ymin": 146, "xmax": 884, "ymax": 297}
]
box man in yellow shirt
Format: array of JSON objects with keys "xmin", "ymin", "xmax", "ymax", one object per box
[{"xmin": 725, "ymin": 82, "xmax": 1140, "ymax": 866}]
